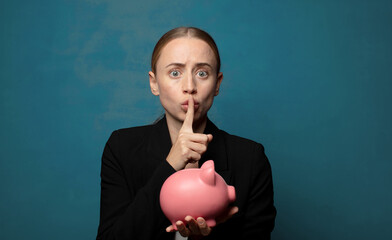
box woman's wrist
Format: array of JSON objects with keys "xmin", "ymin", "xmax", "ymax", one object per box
[{"xmin": 166, "ymin": 157, "xmax": 185, "ymax": 171}]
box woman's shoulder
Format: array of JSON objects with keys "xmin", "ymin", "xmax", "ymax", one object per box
[
  {"xmin": 115, "ymin": 124, "xmax": 154, "ymax": 136},
  {"xmin": 217, "ymin": 130, "xmax": 272, "ymax": 178},
  {"xmin": 106, "ymin": 123, "xmax": 156, "ymax": 146},
  {"xmin": 219, "ymin": 129, "xmax": 265, "ymax": 151},
  {"xmin": 207, "ymin": 119, "xmax": 265, "ymax": 150}
]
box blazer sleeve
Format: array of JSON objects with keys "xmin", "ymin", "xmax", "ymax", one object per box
[
  {"xmin": 96, "ymin": 130, "xmax": 175, "ymax": 240},
  {"xmin": 242, "ymin": 143, "xmax": 276, "ymax": 239}
]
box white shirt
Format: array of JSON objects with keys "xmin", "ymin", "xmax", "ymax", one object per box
[{"xmin": 175, "ymin": 232, "xmax": 188, "ymax": 240}]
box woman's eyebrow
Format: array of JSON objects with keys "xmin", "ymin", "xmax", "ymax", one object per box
[
  {"xmin": 194, "ymin": 63, "xmax": 213, "ymax": 69},
  {"xmin": 165, "ymin": 63, "xmax": 185, "ymax": 68},
  {"xmin": 165, "ymin": 62, "xmax": 213, "ymax": 69}
]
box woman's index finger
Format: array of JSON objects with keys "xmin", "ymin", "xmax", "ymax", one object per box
[{"xmin": 180, "ymin": 95, "xmax": 194, "ymax": 133}]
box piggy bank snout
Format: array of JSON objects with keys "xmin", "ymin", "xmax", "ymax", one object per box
[{"xmin": 228, "ymin": 185, "xmax": 236, "ymax": 202}]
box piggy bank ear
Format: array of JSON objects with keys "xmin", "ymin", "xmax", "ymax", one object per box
[{"xmin": 200, "ymin": 160, "xmax": 216, "ymax": 186}]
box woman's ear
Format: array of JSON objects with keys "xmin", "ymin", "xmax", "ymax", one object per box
[
  {"xmin": 149, "ymin": 71, "xmax": 159, "ymax": 96},
  {"xmin": 214, "ymin": 72, "xmax": 223, "ymax": 96}
]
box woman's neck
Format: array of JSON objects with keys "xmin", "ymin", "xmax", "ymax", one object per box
[{"xmin": 166, "ymin": 113, "xmax": 207, "ymax": 144}]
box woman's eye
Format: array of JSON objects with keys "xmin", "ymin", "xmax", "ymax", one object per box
[
  {"xmin": 169, "ymin": 70, "xmax": 180, "ymax": 77},
  {"xmin": 197, "ymin": 71, "xmax": 208, "ymax": 78}
]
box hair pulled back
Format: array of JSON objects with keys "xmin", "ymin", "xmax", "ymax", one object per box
[{"xmin": 151, "ymin": 27, "xmax": 221, "ymax": 74}]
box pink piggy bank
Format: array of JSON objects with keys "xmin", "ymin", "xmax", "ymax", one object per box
[{"xmin": 160, "ymin": 160, "xmax": 236, "ymax": 230}]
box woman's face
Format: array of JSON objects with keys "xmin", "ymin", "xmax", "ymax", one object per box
[{"xmin": 149, "ymin": 37, "xmax": 223, "ymax": 125}]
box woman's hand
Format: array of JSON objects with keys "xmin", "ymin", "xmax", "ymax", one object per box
[
  {"xmin": 175, "ymin": 216, "xmax": 211, "ymax": 239},
  {"xmin": 166, "ymin": 206, "xmax": 239, "ymax": 238},
  {"xmin": 166, "ymin": 96, "xmax": 213, "ymax": 171}
]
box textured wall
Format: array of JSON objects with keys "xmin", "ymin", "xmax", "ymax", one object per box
[{"xmin": 1, "ymin": 0, "xmax": 391, "ymax": 239}]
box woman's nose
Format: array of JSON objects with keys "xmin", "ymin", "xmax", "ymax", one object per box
[{"xmin": 182, "ymin": 74, "xmax": 197, "ymax": 94}]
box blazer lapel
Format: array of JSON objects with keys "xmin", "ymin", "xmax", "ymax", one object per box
[
  {"xmin": 146, "ymin": 117, "xmax": 172, "ymax": 166},
  {"xmin": 202, "ymin": 119, "xmax": 232, "ymax": 184}
]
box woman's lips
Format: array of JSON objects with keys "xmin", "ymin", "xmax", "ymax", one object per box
[{"xmin": 181, "ymin": 100, "xmax": 199, "ymax": 111}]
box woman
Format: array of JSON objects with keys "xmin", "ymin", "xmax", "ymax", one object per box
[{"xmin": 97, "ymin": 27, "xmax": 276, "ymax": 240}]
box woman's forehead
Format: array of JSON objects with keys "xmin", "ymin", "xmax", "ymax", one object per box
[{"xmin": 158, "ymin": 37, "xmax": 216, "ymax": 67}]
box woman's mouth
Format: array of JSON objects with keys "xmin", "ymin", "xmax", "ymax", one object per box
[{"xmin": 181, "ymin": 100, "xmax": 199, "ymax": 111}]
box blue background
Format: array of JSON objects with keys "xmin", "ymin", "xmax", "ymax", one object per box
[{"xmin": 1, "ymin": 0, "xmax": 391, "ymax": 239}]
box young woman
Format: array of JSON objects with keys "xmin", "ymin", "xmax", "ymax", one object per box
[{"xmin": 97, "ymin": 27, "xmax": 276, "ymax": 240}]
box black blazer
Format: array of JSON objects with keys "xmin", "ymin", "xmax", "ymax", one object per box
[{"xmin": 97, "ymin": 117, "xmax": 276, "ymax": 240}]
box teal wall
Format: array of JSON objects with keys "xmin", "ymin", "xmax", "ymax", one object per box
[{"xmin": 1, "ymin": 0, "xmax": 391, "ymax": 239}]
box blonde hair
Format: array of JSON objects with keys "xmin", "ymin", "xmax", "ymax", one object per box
[{"xmin": 151, "ymin": 27, "xmax": 221, "ymax": 74}]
